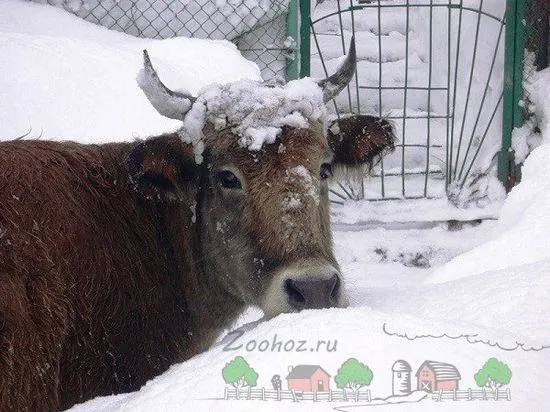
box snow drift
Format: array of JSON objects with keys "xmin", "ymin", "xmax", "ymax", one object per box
[
  {"xmin": 0, "ymin": 0, "xmax": 261, "ymax": 143},
  {"xmin": 1, "ymin": 1, "xmax": 548, "ymax": 411}
]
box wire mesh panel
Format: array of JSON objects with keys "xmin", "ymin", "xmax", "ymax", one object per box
[
  {"xmin": 309, "ymin": 0, "xmax": 506, "ymax": 206},
  {"xmin": 39, "ymin": 0, "xmax": 293, "ymax": 80}
]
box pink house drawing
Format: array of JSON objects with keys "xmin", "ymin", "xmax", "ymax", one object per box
[
  {"xmin": 416, "ymin": 360, "xmax": 461, "ymax": 392},
  {"xmin": 286, "ymin": 365, "xmax": 331, "ymax": 392}
]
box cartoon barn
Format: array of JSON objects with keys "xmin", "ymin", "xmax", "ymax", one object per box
[
  {"xmin": 286, "ymin": 365, "xmax": 331, "ymax": 392},
  {"xmin": 416, "ymin": 360, "xmax": 461, "ymax": 392}
]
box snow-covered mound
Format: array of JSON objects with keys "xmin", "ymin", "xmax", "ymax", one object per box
[
  {"xmin": 427, "ymin": 144, "xmax": 550, "ymax": 284},
  {"xmin": 0, "ymin": 0, "xmax": 261, "ymax": 143},
  {"xmin": 68, "ymin": 145, "xmax": 550, "ymax": 410}
]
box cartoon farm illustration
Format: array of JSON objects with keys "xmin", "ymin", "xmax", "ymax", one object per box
[
  {"xmin": 222, "ymin": 356, "xmax": 512, "ymax": 404},
  {"xmin": 392, "ymin": 360, "xmax": 412, "ymax": 396},
  {"xmin": 287, "ymin": 365, "xmax": 331, "ymax": 392},
  {"xmin": 416, "ymin": 360, "xmax": 461, "ymax": 392}
]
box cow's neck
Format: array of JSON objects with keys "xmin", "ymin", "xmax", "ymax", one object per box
[{"xmin": 147, "ymin": 196, "xmax": 245, "ymax": 357}]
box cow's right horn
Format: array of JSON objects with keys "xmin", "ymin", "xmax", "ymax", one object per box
[
  {"xmin": 137, "ymin": 50, "xmax": 196, "ymax": 120},
  {"xmin": 317, "ymin": 36, "xmax": 356, "ymax": 103}
]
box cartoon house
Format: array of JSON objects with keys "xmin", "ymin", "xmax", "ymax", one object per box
[
  {"xmin": 392, "ymin": 360, "xmax": 412, "ymax": 396},
  {"xmin": 286, "ymin": 365, "xmax": 331, "ymax": 392},
  {"xmin": 416, "ymin": 360, "xmax": 461, "ymax": 392}
]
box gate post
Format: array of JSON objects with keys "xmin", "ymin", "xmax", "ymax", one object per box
[
  {"xmin": 286, "ymin": 0, "xmax": 300, "ymax": 81},
  {"xmin": 299, "ymin": 0, "xmax": 311, "ymax": 78},
  {"xmin": 500, "ymin": 0, "xmax": 526, "ymax": 191}
]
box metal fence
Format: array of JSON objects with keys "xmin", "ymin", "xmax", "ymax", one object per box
[
  {"xmin": 39, "ymin": 0, "xmax": 297, "ymax": 80},
  {"xmin": 307, "ymin": 0, "xmax": 509, "ymax": 204},
  {"xmin": 35, "ymin": 0, "xmax": 543, "ymax": 205},
  {"xmin": 305, "ymin": 0, "xmax": 544, "ymax": 205}
]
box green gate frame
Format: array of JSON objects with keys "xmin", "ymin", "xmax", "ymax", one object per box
[{"xmin": 500, "ymin": 0, "xmax": 525, "ymax": 191}]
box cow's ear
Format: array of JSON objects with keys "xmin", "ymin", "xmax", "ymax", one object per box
[
  {"xmin": 127, "ymin": 134, "xmax": 199, "ymax": 202},
  {"xmin": 328, "ymin": 115, "xmax": 396, "ymax": 173}
]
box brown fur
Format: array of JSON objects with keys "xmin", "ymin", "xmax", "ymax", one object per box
[
  {"xmin": 328, "ymin": 115, "xmax": 396, "ymax": 171},
  {"xmin": 0, "ymin": 116, "xmax": 395, "ymax": 410},
  {"xmin": 0, "ymin": 139, "xmax": 240, "ymax": 410}
]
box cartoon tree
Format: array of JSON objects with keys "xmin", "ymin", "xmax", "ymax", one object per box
[
  {"xmin": 222, "ymin": 356, "xmax": 258, "ymax": 399},
  {"xmin": 474, "ymin": 358, "xmax": 512, "ymax": 390},
  {"xmin": 335, "ymin": 358, "xmax": 373, "ymax": 394}
]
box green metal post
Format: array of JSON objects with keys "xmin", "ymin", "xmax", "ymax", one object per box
[
  {"xmin": 286, "ymin": 0, "xmax": 300, "ymax": 81},
  {"xmin": 299, "ymin": 0, "xmax": 311, "ymax": 78},
  {"xmin": 500, "ymin": 0, "xmax": 525, "ymax": 190}
]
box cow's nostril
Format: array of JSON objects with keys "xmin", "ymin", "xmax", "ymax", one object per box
[
  {"xmin": 285, "ymin": 279, "xmax": 306, "ymax": 309},
  {"xmin": 285, "ymin": 274, "xmax": 340, "ymax": 310}
]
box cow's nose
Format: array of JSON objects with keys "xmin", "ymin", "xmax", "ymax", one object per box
[{"xmin": 284, "ymin": 274, "xmax": 340, "ymax": 310}]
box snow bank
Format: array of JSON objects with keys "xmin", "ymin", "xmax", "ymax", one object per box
[
  {"xmin": 70, "ymin": 304, "xmax": 549, "ymax": 411},
  {"xmin": 0, "ymin": 0, "xmax": 261, "ymax": 143},
  {"xmin": 427, "ymin": 117, "xmax": 550, "ymax": 281}
]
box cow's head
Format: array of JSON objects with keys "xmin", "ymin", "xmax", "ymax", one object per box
[{"xmin": 131, "ymin": 39, "xmax": 395, "ymax": 319}]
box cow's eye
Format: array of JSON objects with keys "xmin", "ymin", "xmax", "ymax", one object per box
[
  {"xmin": 320, "ymin": 163, "xmax": 332, "ymax": 180},
  {"xmin": 218, "ymin": 170, "xmax": 242, "ymax": 189}
]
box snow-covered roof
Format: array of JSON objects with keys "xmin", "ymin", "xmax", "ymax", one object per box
[
  {"xmin": 286, "ymin": 365, "xmax": 330, "ymax": 380},
  {"xmin": 416, "ymin": 361, "xmax": 461, "ymax": 381},
  {"xmin": 392, "ymin": 360, "xmax": 412, "ymax": 372}
]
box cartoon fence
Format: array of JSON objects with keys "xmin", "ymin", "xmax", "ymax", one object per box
[
  {"xmin": 224, "ymin": 386, "xmax": 372, "ymax": 402},
  {"xmin": 431, "ymin": 388, "xmax": 511, "ymax": 401}
]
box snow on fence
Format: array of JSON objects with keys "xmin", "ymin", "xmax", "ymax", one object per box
[
  {"xmin": 431, "ymin": 388, "xmax": 511, "ymax": 402},
  {"xmin": 38, "ymin": 0, "xmax": 293, "ymax": 80},
  {"xmin": 224, "ymin": 387, "xmax": 371, "ymax": 402}
]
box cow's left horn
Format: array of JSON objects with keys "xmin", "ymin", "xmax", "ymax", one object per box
[
  {"xmin": 317, "ymin": 36, "xmax": 356, "ymax": 103},
  {"xmin": 137, "ymin": 50, "xmax": 196, "ymax": 120}
]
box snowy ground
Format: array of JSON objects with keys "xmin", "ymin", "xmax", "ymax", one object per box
[{"xmin": 1, "ymin": 1, "xmax": 549, "ymax": 411}]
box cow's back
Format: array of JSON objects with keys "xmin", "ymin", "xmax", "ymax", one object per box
[{"xmin": 0, "ymin": 140, "xmax": 193, "ymax": 410}]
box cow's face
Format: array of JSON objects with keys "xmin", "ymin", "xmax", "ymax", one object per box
[
  {"xmin": 132, "ymin": 39, "xmax": 395, "ymax": 318},
  {"xmin": 199, "ymin": 120, "xmax": 339, "ymax": 317}
]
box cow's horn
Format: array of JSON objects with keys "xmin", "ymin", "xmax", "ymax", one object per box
[
  {"xmin": 317, "ymin": 36, "xmax": 356, "ymax": 103},
  {"xmin": 137, "ymin": 50, "xmax": 196, "ymax": 120}
]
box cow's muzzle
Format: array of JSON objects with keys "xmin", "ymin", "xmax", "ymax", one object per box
[{"xmin": 261, "ymin": 261, "xmax": 348, "ymax": 318}]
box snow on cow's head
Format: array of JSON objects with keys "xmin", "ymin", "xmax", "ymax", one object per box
[{"xmin": 132, "ymin": 38, "xmax": 396, "ymax": 318}]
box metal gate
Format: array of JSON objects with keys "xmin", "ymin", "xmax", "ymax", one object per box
[{"xmin": 301, "ymin": 0, "xmax": 529, "ymax": 206}]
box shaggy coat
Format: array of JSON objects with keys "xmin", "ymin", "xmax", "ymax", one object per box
[{"xmin": 0, "ymin": 115, "xmax": 394, "ymax": 410}]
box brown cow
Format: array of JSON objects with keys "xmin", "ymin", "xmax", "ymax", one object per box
[{"xmin": 0, "ymin": 39, "xmax": 395, "ymax": 410}]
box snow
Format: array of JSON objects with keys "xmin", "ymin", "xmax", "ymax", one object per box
[
  {"xmin": 36, "ymin": 0, "xmax": 287, "ymax": 42},
  {"xmin": 0, "ymin": 0, "xmax": 261, "ymax": 143},
  {"xmin": 179, "ymin": 77, "xmax": 326, "ymax": 153},
  {"xmin": 1, "ymin": 0, "xmax": 549, "ymax": 411}
]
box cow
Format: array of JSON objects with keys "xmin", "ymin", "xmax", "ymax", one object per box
[{"xmin": 0, "ymin": 38, "xmax": 395, "ymax": 411}]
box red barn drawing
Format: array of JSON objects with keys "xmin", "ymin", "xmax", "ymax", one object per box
[
  {"xmin": 286, "ymin": 365, "xmax": 331, "ymax": 392},
  {"xmin": 416, "ymin": 360, "xmax": 461, "ymax": 392}
]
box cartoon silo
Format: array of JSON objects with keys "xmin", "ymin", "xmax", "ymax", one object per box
[{"xmin": 392, "ymin": 360, "xmax": 412, "ymax": 396}]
